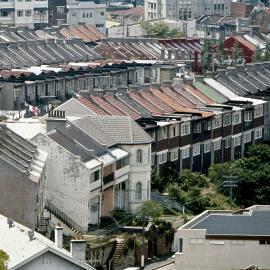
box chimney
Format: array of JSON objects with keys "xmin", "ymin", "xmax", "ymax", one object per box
[
  {"xmin": 55, "ymin": 226, "xmax": 63, "ymax": 249},
  {"xmin": 160, "ymin": 48, "xmax": 165, "ymax": 61},
  {"xmin": 161, "ymin": 81, "xmax": 172, "ymax": 88},
  {"xmin": 0, "ymin": 124, "xmax": 6, "ymax": 137},
  {"xmin": 28, "ymin": 230, "xmax": 34, "ymax": 241},
  {"xmin": 140, "ymin": 83, "xmax": 150, "ymax": 91},
  {"xmin": 104, "ymin": 89, "xmax": 116, "ymax": 96},
  {"xmin": 172, "ymin": 77, "xmax": 184, "ymax": 87},
  {"xmin": 7, "ymin": 218, "xmax": 14, "ymax": 228},
  {"xmin": 117, "ymin": 86, "xmax": 129, "ymax": 94},
  {"xmin": 168, "ymin": 49, "xmax": 172, "ymax": 60},
  {"xmin": 151, "ymin": 83, "xmax": 161, "ymax": 89},
  {"xmin": 71, "ymin": 239, "xmax": 86, "ymax": 262},
  {"xmin": 92, "ymin": 88, "xmax": 104, "ymax": 97},
  {"xmin": 128, "ymin": 85, "xmax": 139, "ymax": 92},
  {"xmin": 46, "ymin": 110, "xmax": 67, "ymax": 133},
  {"xmin": 80, "ymin": 90, "xmax": 91, "ymax": 99}
]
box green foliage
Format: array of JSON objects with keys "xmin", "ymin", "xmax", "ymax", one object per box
[
  {"xmin": 208, "ymin": 144, "xmax": 270, "ymax": 207},
  {"xmin": 202, "ymin": 39, "xmax": 213, "ymax": 72},
  {"xmin": 216, "ymin": 40, "xmax": 227, "ymax": 68},
  {"xmin": 0, "ymin": 115, "xmax": 7, "ymax": 122},
  {"xmin": 252, "ymin": 45, "xmax": 264, "ymax": 62},
  {"xmin": 167, "ymin": 170, "xmax": 228, "ymax": 214},
  {"xmin": 141, "ymin": 22, "xmax": 183, "ymax": 38},
  {"xmin": 137, "ymin": 200, "xmax": 163, "ymax": 222},
  {"xmin": 122, "ymin": 237, "xmax": 135, "ymax": 256},
  {"xmin": 264, "ymin": 41, "xmax": 270, "ymax": 61},
  {"xmin": 231, "ymin": 41, "xmax": 243, "ymax": 65},
  {"xmin": 0, "ymin": 250, "xmax": 9, "ymax": 270}
]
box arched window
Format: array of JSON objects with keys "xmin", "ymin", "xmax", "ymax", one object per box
[
  {"xmin": 136, "ymin": 149, "xmax": 143, "ymax": 163},
  {"xmin": 135, "ymin": 182, "xmax": 142, "ymax": 201}
]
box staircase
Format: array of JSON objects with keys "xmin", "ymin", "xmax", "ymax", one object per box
[
  {"xmin": 44, "ymin": 200, "xmax": 83, "ymax": 236},
  {"xmin": 110, "ymin": 239, "xmax": 125, "ymax": 270}
]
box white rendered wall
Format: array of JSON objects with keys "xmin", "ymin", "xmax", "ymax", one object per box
[
  {"xmin": 174, "ymin": 229, "xmax": 270, "ymax": 270},
  {"xmin": 32, "ymin": 134, "xmax": 101, "ymax": 231},
  {"xmin": 120, "ymin": 144, "xmax": 151, "ymax": 211}
]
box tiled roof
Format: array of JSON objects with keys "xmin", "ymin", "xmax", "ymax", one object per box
[
  {"xmin": 183, "ymin": 84, "xmax": 215, "ymax": 104},
  {"xmin": 141, "ymin": 90, "xmax": 175, "ymax": 114},
  {"xmin": 79, "ymin": 98, "xmax": 108, "ymax": 115},
  {"xmin": 93, "ymin": 38, "xmax": 202, "ymax": 60},
  {"xmin": 128, "ymin": 91, "xmax": 163, "ymax": 116},
  {"xmin": 72, "ymin": 115, "xmax": 153, "ymax": 147},
  {"xmin": 112, "ymin": 6, "xmax": 144, "ymax": 16},
  {"xmin": 161, "ymin": 87, "xmax": 196, "ymax": 108},
  {"xmin": 91, "ymin": 96, "xmax": 125, "ymax": 116},
  {"xmin": 193, "ymin": 81, "xmax": 228, "ymax": 104},
  {"xmin": 57, "ymin": 25, "xmax": 107, "ymax": 43},
  {"xmin": 227, "ymin": 36, "xmax": 257, "ymax": 52},
  {"xmin": 104, "ymin": 95, "xmax": 142, "ymax": 119}
]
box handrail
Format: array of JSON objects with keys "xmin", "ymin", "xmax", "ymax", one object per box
[{"xmin": 45, "ymin": 199, "xmax": 85, "ymax": 233}]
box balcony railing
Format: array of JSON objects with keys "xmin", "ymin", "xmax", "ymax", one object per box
[{"xmin": 103, "ymin": 173, "xmax": 114, "ymax": 186}]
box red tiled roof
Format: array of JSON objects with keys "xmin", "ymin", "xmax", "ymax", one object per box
[
  {"xmin": 79, "ymin": 98, "xmax": 108, "ymax": 115},
  {"xmin": 183, "ymin": 84, "xmax": 214, "ymax": 104},
  {"xmin": 104, "ymin": 95, "xmax": 142, "ymax": 119},
  {"xmin": 91, "ymin": 96, "xmax": 124, "ymax": 116},
  {"xmin": 129, "ymin": 91, "xmax": 163, "ymax": 116},
  {"xmin": 140, "ymin": 90, "xmax": 175, "ymax": 114},
  {"xmin": 161, "ymin": 87, "xmax": 196, "ymax": 108},
  {"xmin": 112, "ymin": 6, "xmax": 144, "ymax": 16}
]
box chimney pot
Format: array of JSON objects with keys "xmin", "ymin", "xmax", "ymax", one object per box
[
  {"xmin": 7, "ymin": 218, "xmax": 14, "ymax": 228},
  {"xmin": 71, "ymin": 239, "xmax": 86, "ymax": 262},
  {"xmin": 28, "ymin": 230, "xmax": 34, "ymax": 241},
  {"xmin": 55, "ymin": 226, "xmax": 63, "ymax": 249}
]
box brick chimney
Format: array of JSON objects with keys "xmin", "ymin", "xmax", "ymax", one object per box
[
  {"xmin": 55, "ymin": 226, "xmax": 63, "ymax": 249},
  {"xmin": 46, "ymin": 110, "xmax": 67, "ymax": 133},
  {"xmin": 71, "ymin": 239, "xmax": 86, "ymax": 262}
]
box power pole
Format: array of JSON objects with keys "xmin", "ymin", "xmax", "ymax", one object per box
[{"xmin": 222, "ymin": 176, "xmax": 238, "ymax": 210}]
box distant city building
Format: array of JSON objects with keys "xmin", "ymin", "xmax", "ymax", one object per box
[
  {"xmin": 0, "ymin": 0, "xmax": 48, "ymax": 29},
  {"xmin": 67, "ymin": 0, "xmax": 106, "ymax": 34},
  {"xmin": 48, "ymin": 0, "xmax": 67, "ymax": 27},
  {"xmin": 144, "ymin": 0, "xmax": 231, "ymax": 20}
]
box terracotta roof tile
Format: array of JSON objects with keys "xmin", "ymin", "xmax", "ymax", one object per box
[
  {"xmin": 79, "ymin": 98, "xmax": 108, "ymax": 115},
  {"xmin": 104, "ymin": 95, "xmax": 142, "ymax": 119},
  {"xmin": 183, "ymin": 84, "xmax": 214, "ymax": 104},
  {"xmin": 128, "ymin": 91, "xmax": 163, "ymax": 116},
  {"xmin": 161, "ymin": 87, "xmax": 196, "ymax": 108},
  {"xmin": 91, "ymin": 96, "xmax": 124, "ymax": 116},
  {"xmin": 140, "ymin": 90, "xmax": 175, "ymax": 114}
]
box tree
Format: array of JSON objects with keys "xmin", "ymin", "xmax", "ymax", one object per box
[
  {"xmin": 252, "ymin": 45, "xmax": 264, "ymax": 62},
  {"xmin": 0, "ymin": 250, "xmax": 8, "ymax": 270},
  {"xmin": 264, "ymin": 41, "xmax": 270, "ymax": 61},
  {"xmin": 141, "ymin": 22, "xmax": 183, "ymax": 38},
  {"xmin": 208, "ymin": 144, "xmax": 270, "ymax": 207},
  {"xmin": 201, "ymin": 39, "xmax": 213, "ymax": 72},
  {"xmin": 231, "ymin": 41, "xmax": 243, "ymax": 65},
  {"xmin": 137, "ymin": 200, "xmax": 163, "ymax": 222},
  {"xmin": 216, "ymin": 40, "xmax": 227, "ymax": 68}
]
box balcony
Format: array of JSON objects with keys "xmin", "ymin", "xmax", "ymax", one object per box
[
  {"xmin": 115, "ymin": 165, "xmax": 130, "ymax": 183},
  {"xmin": 103, "ymin": 173, "xmax": 114, "ymax": 186},
  {"xmin": 90, "ymin": 179, "xmax": 101, "ymax": 192},
  {"xmin": 0, "ymin": 1, "xmax": 14, "ymax": 8}
]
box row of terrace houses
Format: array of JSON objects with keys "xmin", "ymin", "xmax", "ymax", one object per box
[
  {"xmin": 0, "ymin": 61, "xmax": 181, "ymax": 111},
  {"xmin": 59, "ymin": 63, "xmax": 270, "ymax": 178},
  {"xmin": 5, "ymin": 108, "xmax": 153, "ymax": 233}
]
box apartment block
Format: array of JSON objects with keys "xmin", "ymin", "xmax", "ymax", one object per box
[
  {"xmin": 0, "ymin": 0, "xmax": 48, "ymax": 29},
  {"xmin": 144, "ymin": 0, "xmax": 231, "ymax": 20},
  {"xmin": 66, "ymin": 0, "xmax": 106, "ymax": 34}
]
